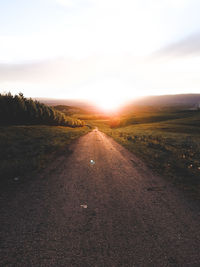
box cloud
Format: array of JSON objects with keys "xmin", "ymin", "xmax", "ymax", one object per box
[
  {"xmin": 0, "ymin": 57, "xmax": 97, "ymax": 98},
  {"xmin": 1, "ymin": 29, "xmax": 200, "ymax": 99},
  {"xmin": 56, "ymin": 0, "xmax": 75, "ymax": 6},
  {"xmin": 0, "ymin": 54, "xmax": 137, "ymax": 85},
  {"xmin": 56, "ymin": 0, "xmax": 191, "ymax": 9},
  {"xmin": 55, "ymin": 0, "xmax": 90, "ymax": 8},
  {"xmin": 0, "ymin": 58, "xmax": 95, "ymax": 86},
  {"xmin": 150, "ymin": 0, "xmax": 191, "ymax": 9},
  {"xmin": 151, "ymin": 32, "xmax": 200, "ymax": 59},
  {"xmin": 0, "ymin": 55, "xmax": 142, "ymax": 98}
]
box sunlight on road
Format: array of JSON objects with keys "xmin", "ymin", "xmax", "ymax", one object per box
[{"xmin": 90, "ymin": 159, "xmax": 95, "ymax": 165}]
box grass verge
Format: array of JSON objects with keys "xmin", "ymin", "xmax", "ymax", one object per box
[
  {"xmin": 91, "ymin": 113, "xmax": 200, "ymax": 199},
  {"xmin": 0, "ymin": 125, "xmax": 91, "ymax": 185}
]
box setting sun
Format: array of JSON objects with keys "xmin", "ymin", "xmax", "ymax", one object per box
[
  {"xmin": 75, "ymin": 78, "xmax": 140, "ymax": 112},
  {"xmin": 93, "ymin": 97, "xmax": 123, "ymax": 111}
]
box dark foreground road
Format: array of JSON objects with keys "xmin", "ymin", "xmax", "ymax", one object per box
[{"xmin": 1, "ymin": 129, "xmax": 200, "ymax": 266}]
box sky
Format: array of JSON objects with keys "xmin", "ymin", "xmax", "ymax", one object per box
[{"xmin": 0, "ymin": 0, "xmax": 200, "ymax": 110}]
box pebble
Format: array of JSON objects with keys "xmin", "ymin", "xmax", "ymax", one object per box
[{"xmin": 80, "ymin": 204, "xmax": 88, "ymax": 209}]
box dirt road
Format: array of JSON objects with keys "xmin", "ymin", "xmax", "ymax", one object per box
[{"xmin": 1, "ymin": 129, "xmax": 200, "ymax": 266}]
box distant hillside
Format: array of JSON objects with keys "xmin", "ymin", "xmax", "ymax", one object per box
[
  {"xmin": 36, "ymin": 98, "xmax": 99, "ymax": 113},
  {"xmin": 129, "ymin": 94, "xmax": 200, "ymax": 107},
  {"xmin": 53, "ymin": 105, "xmax": 87, "ymax": 115},
  {"xmin": 37, "ymin": 94, "xmax": 200, "ymax": 111}
]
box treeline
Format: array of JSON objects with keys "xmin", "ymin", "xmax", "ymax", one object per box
[{"xmin": 0, "ymin": 93, "xmax": 85, "ymax": 127}]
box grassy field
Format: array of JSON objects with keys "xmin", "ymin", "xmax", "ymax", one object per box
[
  {"xmin": 2, "ymin": 105, "xmax": 200, "ymax": 198},
  {"xmin": 90, "ymin": 108, "xmax": 200, "ymax": 198},
  {"xmin": 0, "ymin": 125, "xmax": 91, "ymax": 185}
]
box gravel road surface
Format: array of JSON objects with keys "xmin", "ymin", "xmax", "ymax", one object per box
[{"xmin": 1, "ymin": 129, "xmax": 200, "ymax": 266}]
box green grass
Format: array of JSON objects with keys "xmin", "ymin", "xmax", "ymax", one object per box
[
  {"xmin": 113, "ymin": 108, "xmax": 199, "ymax": 127},
  {"xmin": 0, "ymin": 125, "xmax": 91, "ymax": 184},
  {"xmin": 90, "ymin": 109, "xmax": 200, "ymax": 198},
  {"xmin": 2, "ymin": 106, "xmax": 200, "ymax": 198}
]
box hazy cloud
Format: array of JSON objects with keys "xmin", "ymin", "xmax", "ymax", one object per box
[
  {"xmin": 56, "ymin": 0, "xmax": 77, "ymax": 7},
  {"xmin": 152, "ymin": 33, "xmax": 200, "ymax": 59},
  {"xmin": 0, "ymin": 58, "xmax": 92, "ymax": 88},
  {"xmin": 55, "ymin": 0, "xmax": 91, "ymax": 8},
  {"xmin": 55, "ymin": 0, "xmax": 191, "ymax": 9},
  {"xmin": 0, "ymin": 55, "xmax": 131, "ymax": 86}
]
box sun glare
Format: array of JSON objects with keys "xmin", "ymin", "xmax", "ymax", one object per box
[
  {"xmin": 81, "ymin": 79, "xmax": 134, "ymax": 112},
  {"xmin": 94, "ymin": 98, "xmax": 123, "ymax": 112},
  {"xmin": 89, "ymin": 91, "xmax": 131, "ymax": 112},
  {"xmin": 76, "ymin": 78, "xmax": 145, "ymax": 112}
]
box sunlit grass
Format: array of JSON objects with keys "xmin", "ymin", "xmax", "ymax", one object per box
[{"xmin": 90, "ymin": 108, "xmax": 200, "ymax": 198}]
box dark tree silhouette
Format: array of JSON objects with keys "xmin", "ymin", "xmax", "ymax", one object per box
[{"xmin": 0, "ymin": 93, "xmax": 85, "ymax": 127}]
